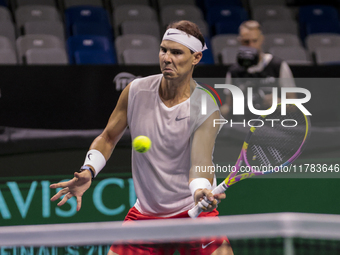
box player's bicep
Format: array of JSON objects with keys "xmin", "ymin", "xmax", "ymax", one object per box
[{"xmin": 190, "ymin": 110, "xmax": 221, "ymax": 181}]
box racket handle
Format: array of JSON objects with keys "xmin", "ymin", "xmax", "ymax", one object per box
[
  {"xmin": 188, "ymin": 182, "xmax": 228, "ymax": 219},
  {"xmin": 188, "ymin": 203, "xmax": 204, "ymax": 218},
  {"xmin": 211, "ymin": 182, "xmax": 228, "ymax": 195}
]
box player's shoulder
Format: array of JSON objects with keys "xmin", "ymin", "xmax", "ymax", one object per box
[
  {"xmin": 191, "ymin": 82, "xmax": 219, "ymax": 108},
  {"xmin": 130, "ymin": 74, "xmax": 163, "ymax": 92},
  {"xmin": 190, "ymin": 82, "xmax": 221, "ymax": 133},
  {"xmin": 192, "ymin": 83, "xmax": 215, "ymax": 101}
]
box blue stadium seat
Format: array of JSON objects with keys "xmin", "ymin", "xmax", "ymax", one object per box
[
  {"xmin": 74, "ymin": 50, "xmax": 116, "ymax": 64},
  {"xmin": 299, "ymin": 5, "xmax": 339, "ymax": 42},
  {"xmin": 196, "ymin": 0, "xmax": 242, "ymax": 15},
  {"xmin": 215, "ymin": 20, "xmax": 242, "ymax": 34},
  {"xmin": 204, "ymin": 0, "xmax": 242, "ymax": 9},
  {"xmin": 207, "ymin": 6, "xmax": 248, "ymax": 26},
  {"xmin": 72, "ymin": 22, "xmax": 113, "ymax": 39},
  {"xmin": 206, "ymin": 6, "xmax": 248, "ymax": 35},
  {"xmin": 199, "ymin": 37, "xmax": 215, "ymax": 64},
  {"xmin": 67, "ymin": 35, "xmax": 116, "ymax": 64},
  {"xmin": 305, "ymin": 20, "xmax": 340, "ymax": 35},
  {"xmin": 195, "ymin": 0, "xmax": 205, "ymax": 12},
  {"xmin": 299, "ymin": 5, "xmax": 339, "ymax": 24},
  {"xmin": 64, "ymin": 6, "xmax": 111, "ymax": 37},
  {"xmin": 63, "ymin": 0, "xmax": 103, "ymax": 9},
  {"xmin": 200, "ymin": 49, "xmax": 214, "ymax": 64}
]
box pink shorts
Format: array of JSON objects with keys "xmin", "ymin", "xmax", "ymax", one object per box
[{"xmin": 110, "ymin": 206, "xmax": 229, "ymax": 255}]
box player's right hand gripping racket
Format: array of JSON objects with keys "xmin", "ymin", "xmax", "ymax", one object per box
[{"xmin": 188, "ymin": 103, "xmax": 311, "ymax": 218}]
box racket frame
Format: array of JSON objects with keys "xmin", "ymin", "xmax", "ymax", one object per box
[{"xmin": 188, "ymin": 104, "xmax": 311, "ymax": 218}]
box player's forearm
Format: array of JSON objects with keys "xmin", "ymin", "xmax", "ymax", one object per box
[
  {"xmin": 189, "ymin": 164, "xmax": 215, "ymax": 185},
  {"xmin": 89, "ymin": 123, "xmax": 127, "ymax": 160},
  {"xmin": 189, "ymin": 111, "xmax": 220, "ymax": 191},
  {"xmin": 89, "ymin": 135, "xmax": 116, "ymax": 161},
  {"xmin": 189, "ymin": 164, "xmax": 215, "ymax": 199},
  {"xmin": 82, "ymin": 133, "xmax": 118, "ymax": 178}
]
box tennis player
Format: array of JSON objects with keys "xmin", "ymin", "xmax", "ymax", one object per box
[{"xmin": 50, "ymin": 20, "xmax": 233, "ymax": 255}]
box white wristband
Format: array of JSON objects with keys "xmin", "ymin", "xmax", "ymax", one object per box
[
  {"xmin": 83, "ymin": 149, "xmax": 106, "ymax": 177},
  {"xmin": 189, "ymin": 178, "xmax": 211, "ymax": 198}
]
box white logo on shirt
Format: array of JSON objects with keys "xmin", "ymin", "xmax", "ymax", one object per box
[{"xmin": 202, "ymin": 240, "xmax": 215, "ymax": 249}]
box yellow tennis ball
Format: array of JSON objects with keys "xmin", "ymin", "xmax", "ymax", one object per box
[{"xmin": 132, "ymin": 135, "xmax": 151, "ymax": 153}]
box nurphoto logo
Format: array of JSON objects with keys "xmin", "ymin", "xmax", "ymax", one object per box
[{"xmin": 200, "ymin": 84, "xmax": 312, "ymax": 128}]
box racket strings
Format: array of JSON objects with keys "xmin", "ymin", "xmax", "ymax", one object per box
[
  {"xmin": 268, "ymin": 147, "xmax": 283, "ymax": 164},
  {"xmin": 247, "ymin": 105, "xmax": 307, "ymax": 167},
  {"xmin": 251, "ymin": 145, "xmax": 271, "ymax": 166}
]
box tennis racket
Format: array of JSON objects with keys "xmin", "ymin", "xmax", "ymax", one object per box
[{"xmin": 188, "ymin": 103, "xmax": 311, "ymax": 218}]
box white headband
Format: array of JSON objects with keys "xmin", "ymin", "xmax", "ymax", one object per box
[{"xmin": 162, "ymin": 28, "xmax": 208, "ymax": 52}]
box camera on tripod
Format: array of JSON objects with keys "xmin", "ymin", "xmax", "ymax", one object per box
[{"xmin": 237, "ymin": 46, "xmax": 259, "ymax": 68}]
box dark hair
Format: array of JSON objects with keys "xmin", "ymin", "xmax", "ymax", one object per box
[{"xmin": 166, "ymin": 20, "xmax": 205, "ymax": 50}]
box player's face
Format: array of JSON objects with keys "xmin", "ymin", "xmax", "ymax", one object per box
[
  {"xmin": 238, "ymin": 28, "xmax": 263, "ymax": 52},
  {"xmin": 159, "ymin": 40, "xmax": 201, "ymax": 80}
]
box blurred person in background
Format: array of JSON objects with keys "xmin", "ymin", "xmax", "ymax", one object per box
[{"xmin": 220, "ymin": 20, "xmax": 296, "ymax": 119}]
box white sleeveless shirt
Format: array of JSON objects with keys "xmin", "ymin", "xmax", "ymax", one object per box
[{"xmin": 127, "ymin": 74, "xmax": 220, "ymax": 217}]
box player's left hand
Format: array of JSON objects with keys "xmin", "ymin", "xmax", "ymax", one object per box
[
  {"xmin": 50, "ymin": 170, "xmax": 92, "ymax": 211},
  {"xmin": 194, "ymin": 188, "xmax": 226, "ymax": 212}
]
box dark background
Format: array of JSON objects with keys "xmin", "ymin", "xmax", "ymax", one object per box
[{"xmin": 1, "ymin": 65, "xmax": 340, "ymax": 129}]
